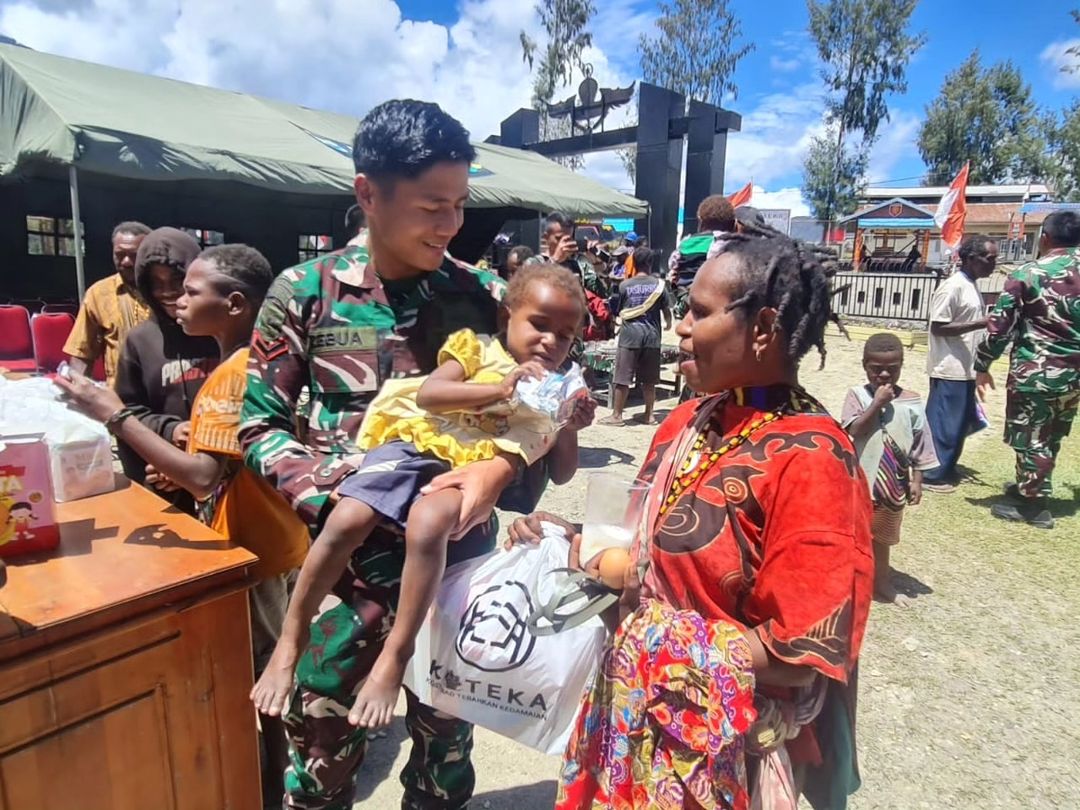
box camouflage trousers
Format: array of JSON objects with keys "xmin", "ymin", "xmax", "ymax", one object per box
[
  {"xmin": 1004, "ymin": 388, "xmax": 1080, "ymax": 498},
  {"xmin": 282, "ymin": 530, "xmax": 491, "ymax": 810}
]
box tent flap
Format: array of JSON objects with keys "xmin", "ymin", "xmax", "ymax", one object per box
[{"xmin": 0, "ymin": 43, "xmax": 646, "ymax": 216}]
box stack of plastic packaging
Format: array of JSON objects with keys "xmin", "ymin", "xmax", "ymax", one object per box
[{"xmin": 0, "ymin": 376, "xmax": 114, "ymax": 503}]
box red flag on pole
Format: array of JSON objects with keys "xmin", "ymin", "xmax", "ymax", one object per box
[
  {"xmin": 727, "ymin": 181, "xmax": 753, "ymax": 207},
  {"xmin": 934, "ymin": 163, "xmax": 969, "ymax": 250}
]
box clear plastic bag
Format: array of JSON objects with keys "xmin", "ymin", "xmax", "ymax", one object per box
[{"xmin": 516, "ymin": 363, "xmax": 589, "ymax": 428}]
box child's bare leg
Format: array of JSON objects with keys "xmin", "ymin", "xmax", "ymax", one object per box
[
  {"xmin": 873, "ymin": 542, "xmax": 901, "ymax": 604},
  {"xmin": 349, "ymin": 488, "xmax": 462, "ymax": 728},
  {"xmin": 251, "ymin": 498, "xmax": 380, "ymax": 717}
]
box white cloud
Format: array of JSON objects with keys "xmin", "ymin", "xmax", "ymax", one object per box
[
  {"xmin": 865, "ymin": 108, "xmax": 922, "ymax": 185},
  {"xmin": 1039, "ymin": 38, "xmax": 1080, "ymax": 89},
  {"xmin": 0, "ymin": 0, "xmax": 919, "ymax": 209},
  {"xmin": 751, "ymin": 186, "xmax": 810, "ymax": 217},
  {"xmin": 769, "ymin": 56, "xmax": 802, "ymax": 73},
  {"xmin": 725, "ymin": 82, "xmax": 827, "ymax": 188},
  {"xmin": 0, "ymin": 0, "xmax": 548, "ymax": 143}
]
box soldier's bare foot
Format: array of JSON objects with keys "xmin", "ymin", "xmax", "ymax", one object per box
[
  {"xmin": 250, "ymin": 637, "xmax": 302, "ymax": 717},
  {"xmin": 348, "ymin": 654, "xmax": 405, "ymax": 729}
]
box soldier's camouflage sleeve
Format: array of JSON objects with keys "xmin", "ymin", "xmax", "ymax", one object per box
[
  {"xmin": 974, "ymin": 271, "xmax": 1024, "ymax": 373},
  {"xmin": 579, "ymin": 258, "xmax": 606, "ymax": 298},
  {"xmin": 240, "ymin": 268, "xmax": 336, "ymax": 531}
]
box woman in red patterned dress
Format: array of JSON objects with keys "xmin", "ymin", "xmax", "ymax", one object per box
[{"xmin": 510, "ymin": 229, "xmax": 874, "ymax": 810}]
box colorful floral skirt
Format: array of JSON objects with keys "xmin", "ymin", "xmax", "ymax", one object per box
[{"xmin": 556, "ymin": 600, "xmax": 757, "ymax": 810}]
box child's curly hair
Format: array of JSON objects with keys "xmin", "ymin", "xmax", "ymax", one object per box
[{"xmin": 503, "ymin": 262, "xmax": 587, "ymax": 324}]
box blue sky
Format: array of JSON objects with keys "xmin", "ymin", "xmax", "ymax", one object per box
[
  {"xmin": 396, "ymin": 0, "xmax": 1080, "ymax": 208},
  {"xmin": 3, "ymin": 0, "xmax": 1077, "ymax": 215}
]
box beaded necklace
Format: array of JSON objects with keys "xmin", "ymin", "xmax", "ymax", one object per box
[{"xmin": 659, "ymin": 395, "xmax": 790, "ymax": 516}]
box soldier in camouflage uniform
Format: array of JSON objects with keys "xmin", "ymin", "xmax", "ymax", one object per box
[
  {"xmin": 527, "ymin": 211, "xmax": 606, "ymax": 297},
  {"xmin": 240, "ymin": 100, "xmax": 539, "ymax": 810},
  {"xmin": 974, "ymin": 210, "xmax": 1080, "ymax": 529}
]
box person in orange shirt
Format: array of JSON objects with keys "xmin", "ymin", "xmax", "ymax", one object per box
[
  {"xmin": 55, "ymin": 243, "xmax": 305, "ymax": 798},
  {"xmin": 63, "ymin": 221, "xmax": 153, "ymax": 386}
]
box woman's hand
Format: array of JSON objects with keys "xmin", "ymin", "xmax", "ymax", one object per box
[
  {"xmin": 505, "ymin": 511, "xmax": 576, "ymax": 549},
  {"xmin": 53, "ymin": 371, "xmax": 124, "ymax": 423},
  {"xmin": 570, "ymin": 533, "xmax": 649, "ymax": 630},
  {"xmin": 617, "ymin": 560, "xmax": 649, "ymax": 623}
]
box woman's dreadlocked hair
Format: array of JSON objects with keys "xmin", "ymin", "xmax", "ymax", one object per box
[{"xmin": 718, "ymin": 223, "xmax": 848, "ymax": 369}]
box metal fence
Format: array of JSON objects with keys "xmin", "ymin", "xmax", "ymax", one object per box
[{"xmin": 833, "ymin": 272, "xmax": 943, "ymax": 324}]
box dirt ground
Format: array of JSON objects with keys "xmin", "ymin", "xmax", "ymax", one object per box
[{"xmin": 352, "ymin": 334, "xmax": 1080, "ymax": 809}]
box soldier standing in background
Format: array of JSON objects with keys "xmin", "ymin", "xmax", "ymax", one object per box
[{"xmin": 975, "ymin": 210, "xmax": 1080, "ymax": 529}]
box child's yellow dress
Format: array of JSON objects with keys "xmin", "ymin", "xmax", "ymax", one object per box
[{"xmin": 357, "ymin": 328, "xmax": 558, "ymax": 467}]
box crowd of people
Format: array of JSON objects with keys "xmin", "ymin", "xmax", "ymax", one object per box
[{"xmin": 49, "ymin": 95, "xmax": 1080, "ymax": 810}]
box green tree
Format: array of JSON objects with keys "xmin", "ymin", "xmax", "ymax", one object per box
[
  {"xmin": 520, "ymin": 0, "xmax": 596, "ymax": 163},
  {"xmin": 802, "ymin": 125, "xmax": 868, "ymax": 221},
  {"xmin": 1064, "ymin": 10, "xmax": 1080, "ymax": 74},
  {"xmin": 805, "ymin": 0, "xmax": 924, "ymax": 225},
  {"xmin": 917, "ymin": 51, "xmax": 1050, "ymax": 185},
  {"xmin": 1047, "ymin": 101, "xmax": 1080, "ymax": 200},
  {"xmin": 639, "ymin": 0, "xmax": 754, "ymax": 106},
  {"xmin": 618, "ymin": 0, "xmax": 752, "ymax": 188}
]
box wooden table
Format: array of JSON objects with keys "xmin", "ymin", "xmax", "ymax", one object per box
[{"xmin": 0, "ymin": 481, "xmax": 260, "ymax": 810}]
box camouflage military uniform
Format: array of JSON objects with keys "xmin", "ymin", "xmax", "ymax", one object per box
[
  {"xmin": 974, "ymin": 247, "xmax": 1080, "ymax": 499},
  {"xmin": 240, "ymin": 244, "xmax": 508, "ymax": 810},
  {"xmin": 526, "ymin": 252, "xmax": 606, "ymax": 297}
]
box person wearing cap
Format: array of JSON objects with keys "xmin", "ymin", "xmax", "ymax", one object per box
[{"xmin": 611, "ymin": 244, "xmax": 630, "ymax": 279}]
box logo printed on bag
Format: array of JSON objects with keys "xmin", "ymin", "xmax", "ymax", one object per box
[{"xmin": 455, "ymin": 580, "xmax": 536, "ymax": 672}]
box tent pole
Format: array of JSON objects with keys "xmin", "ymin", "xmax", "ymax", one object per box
[{"xmin": 69, "ymin": 165, "xmax": 86, "ymax": 300}]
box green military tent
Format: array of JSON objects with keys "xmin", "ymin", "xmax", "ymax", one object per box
[{"xmin": 0, "ymin": 43, "xmax": 645, "ymax": 298}]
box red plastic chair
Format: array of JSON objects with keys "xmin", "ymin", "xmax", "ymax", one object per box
[
  {"xmin": 0, "ymin": 305, "xmax": 37, "ymax": 373},
  {"xmin": 31, "ymin": 312, "xmax": 75, "ymax": 374},
  {"xmin": 91, "ymin": 355, "xmax": 106, "ymax": 382}
]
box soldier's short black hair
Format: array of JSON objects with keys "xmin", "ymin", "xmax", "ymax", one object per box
[
  {"xmin": 716, "ymin": 223, "xmax": 846, "ymax": 368},
  {"xmin": 352, "ymin": 99, "xmax": 475, "ymax": 183},
  {"xmin": 864, "ymin": 332, "xmax": 903, "ymax": 357},
  {"xmin": 200, "ymin": 244, "xmax": 274, "ymax": 306},
  {"xmin": 543, "ymin": 212, "xmax": 575, "ymax": 235},
  {"xmin": 112, "ymin": 221, "xmax": 151, "ymax": 241},
  {"xmin": 957, "ymin": 233, "xmax": 996, "ymax": 262},
  {"xmin": 1043, "ymin": 210, "xmax": 1080, "ymax": 247}
]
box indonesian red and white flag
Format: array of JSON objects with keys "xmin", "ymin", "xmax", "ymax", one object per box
[
  {"xmin": 934, "ymin": 163, "xmax": 969, "ymax": 250},
  {"xmin": 727, "ymin": 181, "xmax": 753, "ymax": 207}
]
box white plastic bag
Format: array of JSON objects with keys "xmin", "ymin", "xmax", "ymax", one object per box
[
  {"xmin": 0, "ymin": 377, "xmax": 114, "ymax": 502},
  {"xmin": 402, "ymin": 525, "xmax": 605, "ymax": 755}
]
